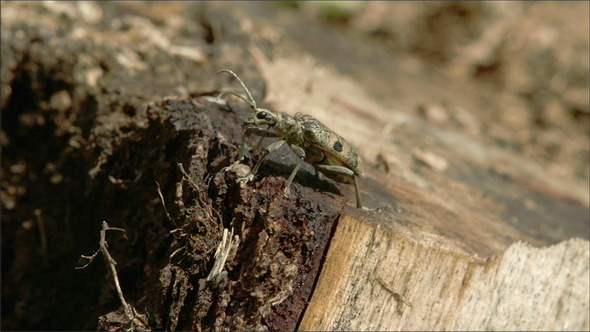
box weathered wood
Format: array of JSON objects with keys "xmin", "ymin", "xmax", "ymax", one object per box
[
  {"xmin": 2, "ymin": 2, "xmax": 588, "ymax": 331},
  {"xmin": 231, "ymin": 3, "xmax": 590, "ymax": 330},
  {"xmin": 300, "ymin": 214, "xmax": 589, "ymax": 331}
]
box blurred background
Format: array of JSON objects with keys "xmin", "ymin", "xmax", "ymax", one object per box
[
  {"xmin": 2, "ymin": 1, "xmax": 588, "ymax": 330},
  {"xmin": 233, "ymin": 1, "xmax": 590, "ymax": 184}
]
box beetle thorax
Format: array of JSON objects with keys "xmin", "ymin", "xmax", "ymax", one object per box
[{"xmin": 272, "ymin": 113, "xmax": 304, "ymax": 145}]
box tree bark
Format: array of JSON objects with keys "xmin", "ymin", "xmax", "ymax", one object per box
[{"xmin": 1, "ymin": 2, "xmax": 588, "ymax": 331}]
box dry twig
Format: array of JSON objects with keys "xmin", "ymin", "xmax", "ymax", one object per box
[
  {"xmin": 156, "ymin": 181, "xmax": 173, "ymax": 221},
  {"xmin": 177, "ymin": 162, "xmax": 200, "ymax": 192},
  {"xmin": 177, "ymin": 162, "xmax": 213, "ymax": 219},
  {"xmin": 34, "ymin": 209, "xmax": 49, "ymax": 265},
  {"xmin": 206, "ymin": 227, "xmax": 240, "ymax": 287},
  {"xmin": 77, "ymin": 221, "xmax": 150, "ymax": 330}
]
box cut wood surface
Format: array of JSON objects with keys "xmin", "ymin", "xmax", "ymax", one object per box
[
  {"xmin": 1, "ymin": 2, "xmax": 588, "ymax": 331},
  {"xmin": 300, "ymin": 214, "xmax": 589, "ymax": 331}
]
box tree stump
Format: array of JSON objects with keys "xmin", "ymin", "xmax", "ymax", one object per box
[{"xmin": 1, "ymin": 2, "xmax": 588, "ymax": 331}]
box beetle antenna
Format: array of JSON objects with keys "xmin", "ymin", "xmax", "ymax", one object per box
[
  {"xmin": 216, "ymin": 91, "xmax": 254, "ymax": 108},
  {"xmin": 217, "ymin": 69, "xmax": 257, "ymax": 109}
]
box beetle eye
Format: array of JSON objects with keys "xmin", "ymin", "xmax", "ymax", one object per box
[{"xmin": 256, "ymin": 111, "xmax": 272, "ymax": 121}]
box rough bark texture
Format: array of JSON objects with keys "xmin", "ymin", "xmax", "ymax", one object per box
[
  {"xmin": 2, "ymin": 2, "xmax": 588, "ymax": 331},
  {"xmin": 1, "ymin": 3, "xmax": 334, "ymax": 330}
]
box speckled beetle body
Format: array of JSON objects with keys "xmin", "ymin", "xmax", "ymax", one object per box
[
  {"xmin": 217, "ymin": 69, "xmax": 365, "ymax": 209},
  {"xmin": 295, "ymin": 113, "xmax": 363, "ymax": 183}
]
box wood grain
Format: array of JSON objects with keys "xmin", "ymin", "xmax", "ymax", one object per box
[{"xmin": 300, "ymin": 214, "xmax": 589, "ymax": 331}]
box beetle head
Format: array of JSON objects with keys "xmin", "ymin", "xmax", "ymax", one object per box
[{"xmin": 244, "ymin": 108, "xmax": 278, "ymax": 127}]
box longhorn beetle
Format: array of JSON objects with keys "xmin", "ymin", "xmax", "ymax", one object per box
[{"xmin": 217, "ymin": 69, "xmax": 366, "ymax": 209}]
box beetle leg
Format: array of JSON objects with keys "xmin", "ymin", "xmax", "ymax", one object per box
[
  {"xmin": 223, "ymin": 127, "xmax": 277, "ymax": 172},
  {"xmin": 314, "ymin": 164, "xmax": 355, "ymax": 176},
  {"xmin": 314, "ymin": 165, "xmax": 364, "ymax": 209},
  {"xmin": 283, "ymin": 145, "xmax": 306, "ymax": 198},
  {"xmin": 245, "ymin": 126, "xmax": 277, "ymax": 138},
  {"xmin": 238, "ymin": 140, "xmax": 285, "ymax": 183},
  {"xmin": 251, "ymin": 140, "xmax": 285, "ymax": 175},
  {"xmin": 244, "ymin": 127, "xmax": 277, "ymax": 157},
  {"xmin": 353, "ymin": 175, "xmax": 364, "ymax": 209},
  {"xmin": 222, "ymin": 141, "xmax": 248, "ymax": 172},
  {"xmin": 313, "ymin": 167, "xmax": 321, "ymax": 180},
  {"xmin": 249, "ymin": 125, "xmax": 273, "ymax": 151}
]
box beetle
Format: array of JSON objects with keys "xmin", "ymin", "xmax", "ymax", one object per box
[{"xmin": 216, "ymin": 69, "xmax": 366, "ymax": 209}]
